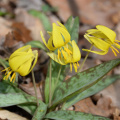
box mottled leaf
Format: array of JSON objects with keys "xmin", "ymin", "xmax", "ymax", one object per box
[
  {"xmin": 62, "ymin": 75, "xmax": 120, "ymax": 109},
  {"xmin": 65, "ymin": 16, "xmax": 79, "ymax": 42},
  {"xmin": 50, "ymin": 58, "xmax": 120, "ymax": 110},
  {"xmin": 45, "ymin": 110, "xmax": 110, "ymax": 120}
]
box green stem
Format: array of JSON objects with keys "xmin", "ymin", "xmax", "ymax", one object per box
[
  {"xmin": 32, "ymin": 70, "xmax": 39, "ymax": 106},
  {"xmin": 78, "ymin": 45, "xmax": 93, "ymax": 72},
  {"xmin": 51, "ymin": 65, "xmax": 62, "ymax": 101},
  {"xmin": 49, "ymin": 58, "xmax": 52, "ymax": 107}
]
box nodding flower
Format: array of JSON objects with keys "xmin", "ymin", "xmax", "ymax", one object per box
[
  {"xmin": 40, "ymin": 21, "xmax": 71, "ymax": 51},
  {"xmin": 2, "ymin": 45, "xmax": 38, "ymax": 82},
  {"xmin": 47, "ymin": 40, "xmax": 81, "ymax": 72},
  {"xmin": 82, "ymin": 25, "xmax": 120, "ymax": 56}
]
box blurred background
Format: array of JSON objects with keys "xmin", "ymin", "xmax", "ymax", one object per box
[{"xmin": 0, "ymin": 0, "xmax": 120, "ymax": 119}]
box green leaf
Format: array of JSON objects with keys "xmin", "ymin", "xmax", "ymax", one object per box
[
  {"xmin": 0, "ymin": 81, "xmax": 47, "ymax": 117},
  {"xmin": 62, "ymin": 75, "xmax": 120, "ymax": 109},
  {"xmin": 0, "ymin": 93, "xmax": 36, "ymax": 107},
  {"xmin": 50, "ymin": 58, "xmax": 120, "ymax": 110},
  {"xmin": 65, "ymin": 16, "xmax": 79, "ymax": 42},
  {"xmin": 0, "ymin": 58, "xmax": 9, "ymax": 68},
  {"xmin": 32, "ymin": 101, "xmax": 47, "ymax": 120},
  {"xmin": 45, "ymin": 110, "xmax": 110, "ymax": 120},
  {"xmin": 26, "ymin": 40, "xmax": 47, "ymax": 52},
  {"xmin": 42, "ymin": 5, "xmax": 57, "ymax": 12},
  {"xmin": 29, "ymin": 10, "xmax": 52, "ymax": 31},
  {"xmin": 44, "ymin": 60, "xmax": 66, "ymax": 104}
]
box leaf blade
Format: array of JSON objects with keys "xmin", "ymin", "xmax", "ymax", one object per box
[
  {"xmin": 45, "ymin": 110, "xmax": 110, "ymax": 120},
  {"xmin": 50, "ymin": 58, "xmax": 120, "ymax": 109}
]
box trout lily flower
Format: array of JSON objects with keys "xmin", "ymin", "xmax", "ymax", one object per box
[
  {"xmin": 2, "ymin": 45, "xmax": 38, "ymax": 82},
  {"xmin": 82, "ymin": 25, "xmax": 120, "ymax": 56},
  {"xmin": 40, "ymin": 21, "xmax": 70, "ymax": 51},
  {"xmin": 47, "ymin": 40, "xmax": 81, "ymax": 72}
]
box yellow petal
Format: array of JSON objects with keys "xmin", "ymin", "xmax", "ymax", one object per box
[
  {"xmin": 72, "ymin": 40, "xmax": 81, "ymax": 62},
  {"xmin": 85, "ymin": 34, "xmax": 110, "ymax": 51},
  {"xmin": 17, "ymin": 57, "xmax": 33, "ymax": 76},
  {"xmin": 47, "ymin": 31, "xmax": 52, "ymax": 36},
  {"xmin": 53, "ymin": 23, "xmax": 70, "ymax": 48},
  {"xmin": 82, "ymin": 49, "xmax": 108, "ymax": 55},
  {"xmin": 13, "ymin": 45, "xmax": 31, "ymax": 54},
  {"xmin": 58, "ymin": 27, "xmax": 71, "ymax": 44},
  {"xmin": 17, "ymin": 50, "xmax": 38, "ymax": 76},
  {"xmin": 9, "ymin": 52, "xmax": 34, "ymax": 71},
  {"xmin": 52, "ymin": 23, "xmax": 65, "ymax": 48},
  {"xmin": 40, "ymin": 31, "xmax": 48, "ymax": 48},
  {"xmin": 28, "ymin": 50, "xmax": 38, "ymax": 73},
  {"xmin": 57, "ymin": 21, "xmax": 67, "ymax": 30},
  {"xmin": 96, "ymin": 25, "xmax": 116, "ymax": 43},
  {"xmin": 47, "ymin": 52, "xmax": 66, "ymax": 65},
  {"xmin": 47, "ymin": 36, "xmax": 56, "ymax": 51},
  {"xmin": 87, "ymin": 29, "xmax": 107, "ymax": 39}
]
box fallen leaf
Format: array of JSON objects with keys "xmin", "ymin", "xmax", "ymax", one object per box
[
  {"xmin": 0, "ymin": 110, "xmax": 27, "ymax": 120},
  {"xmin": 15, "ymin": 8, "xmax": 45, "ymax": 41},
  {"xmin": 16, "ymin": 0, "xmax": 42, "ymax": 11},
  {"xmin": 74, "ymin": 97, "xmax": 115, "ymax": 117},
  {"xmin": 46, "ymin": 0, "xmax": 72, "ymax": 22},
  {"xmin": 75, "ymin": 0, "xmax": 120, "ymax": 27},
  {"xmin": 0, "ymin": 17, "xmax": 12, "ymax": 37}
]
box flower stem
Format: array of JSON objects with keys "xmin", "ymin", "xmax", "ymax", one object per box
[
  {"xmin": 32, "ymin": 70, "xmax": 39, "ymax": 106},
  {"xmin": 49, "ymin": 58, "xmax": 52, "ymax": 107},
  {"xmin": 51, "ymin": 65, "xmax": 62, "ymax": 101},
  {"xmin": 78, "ymin": 45, "xmax": 93, "ymax": 72}
]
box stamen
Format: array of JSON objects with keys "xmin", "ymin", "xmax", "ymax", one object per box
[
  {"xmin": 111, "ymin": 46, "xmax": 119, "ymax": 53},
  {"xmin": 115, "ymin": 40, "xmax": 120, "ymax": 42},
  {"xmin": 115, "ymin": 43, "xmax": 120, "ymax": 48},
  {"xmin": 10, "ymin": 72, "xmax": 16, "ymax": 82},
  {"xmin": 73, "ymin": 63, "xmax": 78, "ymax": 72},
  {"xmin": 111, "ymin": 48, "xmax": 117, "ymax": 56},
  {"xmin": 77, "ymin": 62, "xmax": 79, "ymax": 67},
  {"xmin": 6, "ymin": 71, "xmax": 12, "ymax": 80},
  {"xmin": 13, "ymin": 73, "xmax": 16, "ymax": 83},
  {"xmin": 1, "ymin": 67, "xmax": 10, "ymax": 72},
  {"xmin": 61, "ymin": 50, "xmax": 67, "ymax": 60},
  {"xmin": 64, "ymin": 47, "xmax": 72, "ymax": 55}
]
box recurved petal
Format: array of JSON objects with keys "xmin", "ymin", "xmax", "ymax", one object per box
[
  {"xmin": 47, "ymin": 52, "xmax": 66, "ymax": 65},
  {"xmin": 87, "ymin": 29, "xmax": 107, "ymax": 39},
  {"xmin": 57, "ymin": 21, "xmax": 67, "ymax": 30},
  {"xmin": 10, "ymin": 45, "xmax": 31, "ymax": 56},
  {"xmin": 9, "ymin": 53, "xmax": 34, "ymax": 71},
  {"xmin": 40, "ymin": 31, "xmax": 49, "ymax": 48},
  {"xmin": 96, "ymin": 25, "xmax": 116, "ymax": 43},
  {"xmin": 58, "ymin": 27, "xmax": 70, "ymax": 44},
  {"xmin": 87, "ymin": 36, "xmax": 110, "ymax": 51},
  {"xmin": 84, "ymin": 34, "xmax": 93, "ymax": 44},
  {"xmin": 28, "ymin": 50, "xmax": 38, "ymax": 74},
  {"xmin": 17, "ymin": 57, "xmax": 33, "ymax": 76},
  {"xmin": 72, "ymin": 40, "xmax": 81, "ymax": 62},
  {"xmin": 53, "ymin": 23, "xmax": 65, "ymax": 48},
  {"xmin": 82, "ymin": 49, "xmax": 108, "ymax": 55},
  {"xmin": 47, "ymin": 36, "xmax": 56, "ymax": 51}
]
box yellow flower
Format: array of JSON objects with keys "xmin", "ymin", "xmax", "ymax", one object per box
[
  {"xmin": 40, "ymin": 21, "xmax": 71, "ymax": 51},
  {"xmin": 47, "ymin": 40, "xmax": 81, "ymax": 72},
  {"xmin": 82, "ymin": 25, "xmax": 120, "ymax": 56},
  {"xmin": 2, "ymin": 45, "xmax": 38, "ymax": 82}
]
